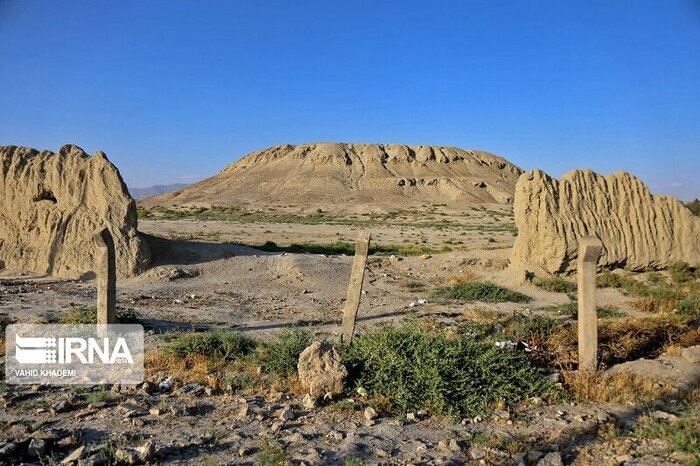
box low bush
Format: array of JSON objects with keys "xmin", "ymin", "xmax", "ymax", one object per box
[
  {"xmin": 533, "ymin": 276, "xmax": 576, "ymax": 293},
  {"xmin": 342, "ymin": 324, "xmax": 562, "ymax": 418},
  {"xmin": 253, "ymin": 329, "xmax": 311, "ymax": 377},
  {"xmin": 669, "ymin": 261, "xmax": 697, "ymax": 284},
  {"xmin": 163, "ymin": 330, "xmax": 255, "ymax": 363},
  {"xmin": 541, "ymin": 302, "xmax": 623, "ymax": 319},
  {"xmin": 634, "ymin": 407, "xmax": 700, "ymax": 457},
  {"xmin": 432, "ymin": 282, "xmax": 531, "ymax": 303}
]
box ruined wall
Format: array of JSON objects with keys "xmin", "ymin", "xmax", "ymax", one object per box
[
  {"xmin": 510, "ymin": 169, "xmax": 700, "ymax": 275},
  {"xmin": 0, "ymin": 145, "xmax": 151, "ymax": 278}
]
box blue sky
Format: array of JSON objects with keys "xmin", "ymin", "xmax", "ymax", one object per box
[{"xmin": 1, "ymin": 1, "xmax": 699, "ymax": 199}]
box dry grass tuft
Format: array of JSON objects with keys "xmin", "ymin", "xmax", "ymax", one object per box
[
  {"xmin": 563, "ymin": 371, "xmax": 672, "ymax": 404},
  {"xmin": 447, "ymin": 270, "xmax": 481, "ymax": 285},
  {"xmin": 543, "ymin": 314, "xmax": 698, "ymax": 369},
  {"xmin": 145, "ymin": 352, "xmax": 226, "ymax": 387}
]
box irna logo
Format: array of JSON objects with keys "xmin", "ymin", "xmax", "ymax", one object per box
[{"xmin": 15, "ymin": 334, "xmax": 134, "ymax": 365}]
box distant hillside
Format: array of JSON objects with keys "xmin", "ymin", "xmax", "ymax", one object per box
[
  {"xmin": 141, "ymin": 142, "xmax": 523, "ymax": 210},
  {"xmin": 130, "ymin": 183, "xmax": 189, "ymax": 199}
]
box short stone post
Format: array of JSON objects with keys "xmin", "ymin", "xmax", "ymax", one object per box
[
  {"xmin": 340, "ymin": 231, "xmax": 371, "ymax": 345},
  {"xmin": 577, "ymin": 236, "xmax": 603, "ymax": 372},
  {"xmin": 93, "ymin": 227, "xmax": 116, "ymax": 325}
]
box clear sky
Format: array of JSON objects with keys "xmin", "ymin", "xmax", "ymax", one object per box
[{"xmin": 1, "ymin": 1, "xmax": 699, "ymax": 200}]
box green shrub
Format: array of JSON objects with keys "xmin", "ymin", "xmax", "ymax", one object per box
[
  {"xmin": 533, "ymin": 276, "xmax": 576, "ymax": 293},
  {"xmin": 164, "ymin": 330, "xmax": 255, "ymax": 362},
  {"xmin": 669, "ymin": 262, "xmax": 696, "ymax": 284},
  {"xmin": 542, "ymin": 302, "xmax": 623, "ymax": 319},
  {"xmin": 432, "ymin": 282, "xmax": 531, "ymax": 303},
  {"xmin": 677, "ymin": 297, "xmax": 700, "ymax": 316},
  {"xmin": 501, "ymin": 313, "xmax": 561, "ymax": 344},
  {"xmin": 634, "ymin": 407, "xmax": 700, "ymax": 456},
  {"xmin": 342, "ymin": 324, "xmax": 562, "ymax": 418},
  {"xmin": 60, "ymin": 307, "xmax": 140, "ymax": 324},
  {"xmin": 254, "ymin": 329, "xmax": 311, "ymax": 377}
]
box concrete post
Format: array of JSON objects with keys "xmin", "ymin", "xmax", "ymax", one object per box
[
  {"xmin": 93, "ymin": 227, "xmax": 116, "ymax": 325},
  {"xmin": 577, "ymin": 236, "xmax": 603, "ymax": 372},
  {"xmin": 340, "ymin": 231, "xmax": 371, "ymax": 345}
]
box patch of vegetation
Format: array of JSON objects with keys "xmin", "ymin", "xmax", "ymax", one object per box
[
  {"xmin": 685, "ymin": 198, "xmax": 700, "ymax": 216},
  {"xmin": 533, "ymin": 276, "xmax": 576, "ymax": 293},
  {"xmin": 546, "ymin": 314, "xmax": 700, "ymax": 368},
  {"xmin": 59, "ymin": 307, "xmax": 140, "ymax": 324},
  {"xmin": 245, "ymin": 240, "xmax": 443, "ymax": 256},
  {"xmin": 541, "ymin": 302, "xmax": 624, "ymax": 319},
  {"xmin": 634, "ymin": 407, "xmax": 700, "ymax": 457},
  {"xmin": 86, "ymin": 389, "xmax": 113, "ymax": 405},
  {"xmin": 342, "ymin": 324, "xmax": 563, "ymax": 418},
  {"xmin": 253, "ymin": 329, "xmax": 311, "ymax": 377},
  {"xmin": 432, "ymin": 282, "xmax": 531, "ymax": 303},
  {"xmin": 669, "ymin": 261, "xmax": 698, "ymax": 284},
  {"xmin": 164, "ymin": 330, "xmax": 255, "ymax": 363},
  {"xmin": 597, "ymin": 269, "xmax": 699, "ymax": 315},
  {"xmin": 255, "ymin": 438, "xmax": 290, "ymax": 466}
]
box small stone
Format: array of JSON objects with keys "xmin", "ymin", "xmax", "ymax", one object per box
[
  {"xmin": 279, "ymin": 408, "xmax": 294, "ymax": 421},
  {"xmin": 115, "ymin": 447, "xmax": 139, "ymax": 465},
  {"xmin": 270, "ymin": 422, "xmax": 283, "ymax": 432},
  {"xmin": 537, "ymin": 452, "xmax": 563, "ymax": 466},
  {"xmin": 364, "ymin": 406, "xmax": 378, "ymax": 421},
  {"xmin": 329, "ymin": 431, "xmax": 344, "ymax": 441},
  {"xmin": 416, "ymin": 442, "xmax": 428, "ymax": 452},
  {"xmin": 650, "ymin": 410, "xmax": 677, "ymax": 421},
  {"xmin": 61, "ymin": 445, "xmax": 85, "ymax": 464},
  {"xmin": 472, "ymin": 415, "xmax": 483, "ymax": 423},
  {"xmin": 469, "ymin": 448, "xmax": 486, "ymax": 460},
  {"xmin": 681, "ymin": 345, "xmax": 700, "ymax": 363},
  {"xmin": 52, "ymin": 400, "xmax": 71, "ymax": 414},
  {"xmin": 238, "ymin": 403, "xmax": 250, "ymax": 418},
  {"xmin": 28, "ymin": 438, "xmax": 48, "ymax": 458},
  {"xmin": 302, "ymin": 394, "xmax": 317, "ymax": 409},
  {"xmin": 527, "ymin": 450, "xmax": 545, "ymax": 462},
  {"xmin": 238, "ymin": 446, "xmax": 253, "ymax": 457},
  {"xmin": 406, "ymin": 412, "xmax": 417, "ymax": 421},
  {"xmin": 149, "ymin": 406, "xmax": 165, "ymax": 416},
  {"xmin": 615, "ymin": 454, "xmax": 632, "ymax": 463},
  {"xmin": 375, "ymin": 448, "xmax": 390, "ymax": 458},
  {"xmin": 137, "ymin": 440, "xmax": 156, "ymax": 462}
]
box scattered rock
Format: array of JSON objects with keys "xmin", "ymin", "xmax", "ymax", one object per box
[
  {"xmin": 537, "ymin": 452, "xmax": 563, "ymax": 466},
  {"xmin": 364, "ymin": 406, "xmax": 378, "ymax": 421},
  {"xmin": 61, "ymin": 446, "xmax": 85, "ymax": 464},
  {"xmin": 297, "ymin": 341, "xmax": 348, "ymax": 398},
  {"xmin": 279, "ymin": 408, "xmax": 295, "ymax": 421},
  {"xmin": 302, "ymin": 394, "xmax": 317, "ymax": 409},
  {"xmin": 28, "ymin": 438, "xmax": 48, "ymax": 458},
  {"xmin": 681, "ymin": 345, "xmax": 700, "ymax": 364}
]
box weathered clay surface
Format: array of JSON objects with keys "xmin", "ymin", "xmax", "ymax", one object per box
[
  {"xmin": 510, "ymin": 169, "xmax": 700, "ymax": 275},
  {"xmin": 142, "ymin": 142, "xmax": 523, "ymax": 208},
  {"xmin": 0, "ymin": 145, "xmax": 150, "ymax": 278},
  {"xmin": 297, "ymin": 341, "xmax": 348, "ymax": 398}
]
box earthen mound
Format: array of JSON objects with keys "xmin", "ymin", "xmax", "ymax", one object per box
[
  {"xmin": 141, "ymin": 143, "xmax": 523, "ymax": 209},
  {"xmin": 0, "ymin": 145, "xmax": 151, "ymax": 278},
  {"xmin": 510, "ymin": 169, "xmax": 700, "ymax": 275}
]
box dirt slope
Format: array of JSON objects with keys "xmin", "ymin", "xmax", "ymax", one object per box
[{"xmin": 142, "ymin": 143, "xmax": 523, "ymax": 210}]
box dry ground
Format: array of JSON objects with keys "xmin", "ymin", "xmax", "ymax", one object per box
[{"xmin": 1, "ymin": 204, "xmax": 698, "ymax": 465}]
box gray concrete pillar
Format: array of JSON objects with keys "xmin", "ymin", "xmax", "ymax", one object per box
[
  {"xmin": 93, "ymin": 227, "xmax": 116, "ymax": 325},
  {"xmin": 577, "ymin": 236, "xmax": 603, "ymax": 372}
]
